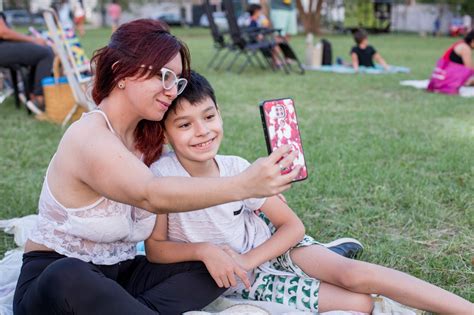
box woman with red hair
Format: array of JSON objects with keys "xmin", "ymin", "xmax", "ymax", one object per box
[{"xmin": 12, "ymin": 19, "xmax": 299, "ymax": 315}]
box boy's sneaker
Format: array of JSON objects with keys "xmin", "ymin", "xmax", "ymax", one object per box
[{"xmin": 324, "ymin": 237, "xmax": 364, "ymax": 259}]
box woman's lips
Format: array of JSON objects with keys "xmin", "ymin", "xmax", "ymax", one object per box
[{"xmin": 156, "ymin": 100, "xmax": 170, "ymax": 110}]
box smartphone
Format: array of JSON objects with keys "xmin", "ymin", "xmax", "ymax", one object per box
[{"xmin": 259, "ymin": 98, "xmax": 308, "ymax": 181}]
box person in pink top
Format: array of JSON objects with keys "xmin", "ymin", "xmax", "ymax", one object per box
[
  {"xmin": 427, "ymin": 30, "xmax": 474, "ymax": 94},
  {"xmin": 107, "ymin": 0, "xmax": 122, "ymax": 33}
]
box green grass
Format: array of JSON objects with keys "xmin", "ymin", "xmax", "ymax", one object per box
[{"xmin": 1, "ymin": 28, "xmax": 473, "ymax": 300}]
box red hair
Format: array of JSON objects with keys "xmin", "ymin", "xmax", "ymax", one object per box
[{"xmin": 91, "ymin": 19, "xmax": 191, "ymax": 166}]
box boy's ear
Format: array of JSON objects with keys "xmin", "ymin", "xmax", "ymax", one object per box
[{"xmin": 163, "ymin": 131, "xmax": 169, "ymax": 144}]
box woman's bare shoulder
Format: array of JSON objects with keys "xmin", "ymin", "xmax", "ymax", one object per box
[
  {"xmin": 455, "ymin": 42, "xmax": 470, "ymax": 53},
  {"xmin": 59, "ymin": 113, "xmax": 114, "ymax": 149}
]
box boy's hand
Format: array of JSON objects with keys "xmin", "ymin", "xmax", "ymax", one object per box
[
  {"xmin": 220, "ymin": 245, "xmax": 254, "ymax": 271},
  {"xmin": 200, "ymin": 243, "xmax": 251, "ymax": 289}
]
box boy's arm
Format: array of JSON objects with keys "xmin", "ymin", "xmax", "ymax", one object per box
[
  {"xmin": 351, "ymin": 52, "xmax": 359, "ymax": 72},
  {"xmin": 374, "ymin": 52, "xmax": 389, "ymax": 70},
  {"xmin": 145, "ymin": 214, "xmax": 250, "ymax": 288},
  {"xmin": 145, "ymin": 214, "xmax": 203, "ymax": 263},
  {"xmin": 227, "ymin": 195, "xmax": 305, "ymax": 271}
]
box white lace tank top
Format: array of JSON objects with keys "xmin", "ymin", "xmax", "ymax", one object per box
[{"xmin": 29, "ymin": 110, "xmax": 156, "ymax": 265}]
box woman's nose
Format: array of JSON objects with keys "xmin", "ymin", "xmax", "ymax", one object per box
[{"xmin": 164, "ymin": 83, "xmax": 178, "ymax": 98}]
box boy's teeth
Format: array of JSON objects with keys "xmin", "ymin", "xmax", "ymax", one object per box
[{"xmin": 195, "ymin": 139, "xmax": 212, "ymax": 147}]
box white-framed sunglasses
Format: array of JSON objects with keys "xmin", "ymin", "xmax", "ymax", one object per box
[{"xmin": 160, "ymin": 67, "xmax": 187, "ymax": 95}]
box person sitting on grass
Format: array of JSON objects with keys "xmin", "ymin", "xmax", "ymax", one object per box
[
  {"xmin": 351, "ymin": 28, "xmax": 389, "ymax": 72},
  {"xmin": 427, "ymin": 30, "xmax": 474, "ymax": 94},
  {"xmin": 12, "ymin": 19, "xmax": 299, "ymax": 315},
  {"xmin": 146, "ymin": 70, "xmax": 473, "ymax": 314},
  {"xmin": 0, "ymin": 11, "xmax": 54, "ymax": 110}
]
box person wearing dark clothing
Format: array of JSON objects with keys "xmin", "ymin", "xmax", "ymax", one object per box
[
  {"xmin": 14, "ymin": 252, "xmax": 223, "ymax": 315},
  {"xmin": 350, "ymin": 29, "xmax": 388, "ymax": 72},
  {"xmin": 447, "ymin": 30, "xmax": 474, "ymax": 67},
  {"xmin": 350, "ymin": 45, "xmax": 376, "ymax": 67},
  {"xmin": 449, "ymin": 49, "xmax": 464, "ymax": 64},
  {"xmin": 0, "ymin": 12, "xmax": 54, "ymax": 109}
]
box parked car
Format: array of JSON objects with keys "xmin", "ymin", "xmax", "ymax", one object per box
[
  {"xmin": 152, "ymin": 13, "xmax": 182, "ymax": 26},
  {"xmin": 199, "ymin": 11, "xmax": 248, "ymax": 31},
  {"xmin": 3, "ymin": 9, "xmax": 44, "ymax": 26},
  {"xmin": 199, "ymin": 11, "xmax": 228, "ymax": 31}
]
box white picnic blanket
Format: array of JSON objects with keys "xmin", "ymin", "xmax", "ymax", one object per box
[
  {"xmin": 0, "ymin": 216, "xmax": 420, "ymax": 315},
  {"xmin": 400, "ymin": 80, "xmax": 474, "ymax": 97}
]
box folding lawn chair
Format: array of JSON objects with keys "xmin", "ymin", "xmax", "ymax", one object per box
[
  {"xmin": 203, "ymin": 0, "xmax": 234, "ymax": 71},
  {"xmin": 42, "ymin": 8, "xmax": 95, "ymax": 126},
  {"xmin": 278, "ymin": 41, "xmax": 305, "ymax": 74},
  {"xmin": 0, "ymin": 65, "xmax": 33, "ymax": 111},
  {"xmin": 222, "ymin": 0, "xmax": 286, "ymax": 74}
]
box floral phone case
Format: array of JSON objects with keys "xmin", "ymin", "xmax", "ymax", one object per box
[{"xmin": 259, "ymin": 98, "xmax": 308, "ymax": 181}]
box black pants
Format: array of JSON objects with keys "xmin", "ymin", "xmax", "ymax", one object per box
[
  {"xmin": 0, "ymin": 41, "xmax": 54, "ymax": 96},
  {"xmin": 13, "ymin": 251, "xmax": 225, "ymax": 315}
]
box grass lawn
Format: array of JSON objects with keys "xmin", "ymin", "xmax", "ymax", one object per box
[{"xmin": 0, "ymin": 27, "xmax": 473, "ymax": 301}]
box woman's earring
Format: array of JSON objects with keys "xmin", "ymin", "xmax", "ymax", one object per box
[{"xmin": 118, "ymin": 81, "xmax": 125, "ymax": 89}]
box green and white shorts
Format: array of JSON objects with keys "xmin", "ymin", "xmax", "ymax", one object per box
[{"xmin": 237, "ymin": 212, "xmax": 322, "ymax": 313}]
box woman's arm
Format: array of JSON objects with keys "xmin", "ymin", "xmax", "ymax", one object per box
[
  {"xmin": 145, "ymin": 215, "xmax": 250, "ymax": 288},
  {"xmin": 52, "ymin": 119, "xmax": 299, "ymax": 214},
  {"xmin": 374, "ymin": 52, "xmax": 389, "ymax": 70},
  {"xmin": 456, "ymin": 43, "xmax": 473, "ymax": 68},
  {"xmin": 227, "ymin": 195, "xmax": 305, "ymax": 271},
  {"xmin": 351, "ymin": 52, "xmax": 359, "ymax": 72},
  {"xmin": 0, "ymin": 17, "xmax": 46, "ymax": 45}
]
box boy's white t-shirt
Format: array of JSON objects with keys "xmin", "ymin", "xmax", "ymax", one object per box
[{"xmin": 150, "ymin": 151, "xmax": 271, "ymax": 254}]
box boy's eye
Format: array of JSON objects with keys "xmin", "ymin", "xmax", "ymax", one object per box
[
  {"xmin": 178, "ymin": 123, "xmax": 191, "ymax": 128},
  {"xmin": 205, "ymin": 114, "xmax": 215, "ymax": 120}
]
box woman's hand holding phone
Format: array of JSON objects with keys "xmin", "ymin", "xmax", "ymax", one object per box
[
  {"xmin": 260, "ymin": 98, "xmax": 308, "ymax": 182},
  {"xmin": 237, "ymin": 145, "xmax": 300, "ymax": 199}
]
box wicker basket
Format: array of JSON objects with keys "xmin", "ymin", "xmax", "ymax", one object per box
[{"xmin": 41, "ymin": 57, "xmax": 86, "ymax": 124}]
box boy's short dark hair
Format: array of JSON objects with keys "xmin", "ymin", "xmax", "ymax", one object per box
[
  {"xmin": 464, "ymin": 30, "xmax": 474, "ymax": 45},
  {"xmin": 163, "ymin": 70, "xmax": 217, "ymax": 122},
  {"xmin": 247, "ymin": 4, "xmax": 262, "ymax": 16},
  {"xmin": 353, "ymin": 29, "xmax": 368, "ymax": 45}
]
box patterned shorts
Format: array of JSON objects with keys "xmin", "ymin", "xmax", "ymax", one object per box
[{"xmin": 237, "ymin": 212, "xmax": 322, "ymax": 313}]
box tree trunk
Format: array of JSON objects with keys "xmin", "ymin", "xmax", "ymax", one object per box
[
  {"xmin": 312, "ymin": 0, "xmax": 324, "ymax": 34},
  {"xmin": 296, "ymin": 0, "xmax": 324, "ymax": 35}
]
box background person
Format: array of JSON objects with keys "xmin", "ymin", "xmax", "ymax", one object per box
[
  {"xmin": 107, "ymin": 0, "xmax": 122, "ymax": 33},
  {"xmin": 270, "ymin": 0, "xmax": 297, "ymax": 41},
  {"xmin": 73, "ymin": 0, "xmax": 86, "ymax": 36},
  {"xmin": 12, "ymin": 19, "xmax": 299, "ymax": 315},
  {"xmin": 57, "ymin": 0, "xmax": 74, "ymax": 30},
  {"xmin": 246, "ymin": 3, "xmax": 270, "ymax": 29},
  {"xmin": 351, "ymin": 28, "xmax": 389, "ymax": 72},
  {"xmin": 442, "ymin": 30, "xmax": 474, "ymax": 75},
  {"xmin": 0, "ymin": 12, "xmax": 54, "ymax": 110},
  {"xmin": 427, "ymin": 30, "xmax": 474, "ymax": 94}
]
